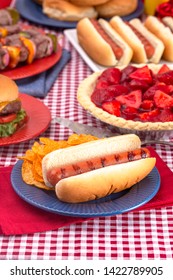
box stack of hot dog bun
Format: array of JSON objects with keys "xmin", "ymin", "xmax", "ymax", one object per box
[
  {"xmin": 42, "ymin": 134, "xmax": 156, "ymax": 203},
  {"xmin": 42, "ymin": 0, "xmax": 138, "ymax": 22},
  {"xmin": 76, "ymin": 15, "xmax": 173, "ymax": 66}
]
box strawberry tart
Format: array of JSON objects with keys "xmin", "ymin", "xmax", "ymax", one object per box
[{"xmin": 77, "ymin": 64, "xmax": 173, "ymax": 132}]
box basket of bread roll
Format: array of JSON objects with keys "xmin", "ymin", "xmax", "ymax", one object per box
[{"xmin": 39, "ymin": 0, "xmax": 138, "ymax": 22}]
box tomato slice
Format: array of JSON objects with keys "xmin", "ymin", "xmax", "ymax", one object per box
[{"xmin": 0, "ymin": 113, "xmax": 17, "ymax": 124}]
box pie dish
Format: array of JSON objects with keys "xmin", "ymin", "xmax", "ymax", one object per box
[{"xmin": 77, "ymin": 63, "xmax": 173, "ymax": 136}]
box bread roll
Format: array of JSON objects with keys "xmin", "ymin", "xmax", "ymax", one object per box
[
  {"xmin": 43, "ymin": 0, "xmax": 97, "ymax": 21},
  {"xmin": 69, "ymin": 0, "xmax": 109, "ymax": 6},
  {"xmin": 95, "ymin": 0, "xmax": 138, "ymax": 18}
]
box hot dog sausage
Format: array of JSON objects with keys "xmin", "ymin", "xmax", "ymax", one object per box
[
  {"xmin": 90, "ymin": 19, "xmax": 124, "ymax": 60},
  {"xmin": 46, "ymin": 147, "xmax": 150, "ymax": 187},
  {"xmin": 125, "ymin": 22, "xmax": 155, "ymax": 59}
]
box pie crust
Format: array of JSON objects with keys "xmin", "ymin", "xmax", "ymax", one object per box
[{"xmin": 77, "ymin": 64, "xmax": 173, "ymax": 131}]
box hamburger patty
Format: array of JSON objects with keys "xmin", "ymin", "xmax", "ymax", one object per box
[{"xmin": 0, "ymin": 99, "xmax": 21, "ymax": 115}]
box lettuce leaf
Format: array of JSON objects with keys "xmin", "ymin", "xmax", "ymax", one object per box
[{"xmin": 0, "ymin": 109, "xmax": 27, "ymax": 138}]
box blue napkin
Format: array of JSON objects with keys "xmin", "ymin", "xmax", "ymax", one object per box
[{"xmin": 16, "ymin": 49, "xmax": 71, "ymax": 98}]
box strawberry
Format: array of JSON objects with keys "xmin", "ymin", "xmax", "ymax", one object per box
[
  {"xmin": 129, "ymin": 79, "xmax": 149, "ymax": 92},
  {"xmin": 121, "ymin": 65, "xmax": 137, "ymax": 82},
  {"xmin": 158, "ymin": 64, "xmax": 171, "ymax": 74},
  {"xmin": 102, "ymin": 100, "xmax": 121, "ymax": 116},
  {"xmin": 91, "ymin": 85, "xmax": 129, "ymax": 107},
  {"xmin": 140, "ymin": 100, "xmax": 154, "ymax": 111},
  {"xmin": 157, "ymin": 70, "xmax": 173, "ymax": 85},
  {"xmin": 139, "ymin": 109, "xmax": 160, "ymax": 122},
  {"xmin": 91, "ymin": 88, "xmax": 115, "ymax": 107},
  {"xmin": 157, "ymin": 109, "xmax": 173, "ymax": 122},
  {"xmin": 154, "ymin": 90, "xmax": 173, "ymax": 109},
  {"xmin": 95, "ymin": 79, "xmax": 108, "ymax": 90},
  {"xmin": 143, "ymin": 83, "xmax": 173, "ymax": 100},
  {"xmin": 121, "ymin": 107, "xmax": 138, "ymax": 120},
  {"xmin": 99, "ymin": 68, "xmax": 122, "ymax": 84},
  {"xmin": 129, "ymin": 65, "xmax": 153, "ymax": 83},
  {"xmin": 105, "ymin": 84, "xmax": 129, "ymax": 96},
  {"xmin": 116, "ymin": 90, "xmax": 142, "ymax": 109}
]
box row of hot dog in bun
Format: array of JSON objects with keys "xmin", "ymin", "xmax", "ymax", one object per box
[{"xmin": 76, "ymin": 15, "xmax": 173, "ymax": 67}]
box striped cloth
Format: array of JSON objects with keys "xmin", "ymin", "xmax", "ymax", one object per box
[{"xmin": 0, "ymin": 35, "xmax": 173, "ymax": 260}]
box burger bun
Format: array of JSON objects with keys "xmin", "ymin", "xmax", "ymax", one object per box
[{"xmin": 0, "ymin": 74, "xmax": 18, "ymax": 103}]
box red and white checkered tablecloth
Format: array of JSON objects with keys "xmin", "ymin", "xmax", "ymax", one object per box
[{"xmin": 0, "ymin": 35, "xmax": 173, "ymax": 260}]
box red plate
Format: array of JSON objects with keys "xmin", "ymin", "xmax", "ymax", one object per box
[
  {"xmin": 0, "ymin": 44, "xmax": 62, "ymax": 80},
  {"xmin": 0, "ymin": 93, "xmax": 51, "ymax": 146}
]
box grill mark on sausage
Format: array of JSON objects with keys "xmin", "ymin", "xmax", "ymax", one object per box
[
  {"xmin": 86, "ymin": 160, "xmax": 95, "ymax": 170},
  {"xmin": 72, "ymin": 164, "xmax": 83, "ymax": 174},
  {"xmin": 60, "ymin": 168, "xmax": 66, "ymax": 179},
  {"xmin": 101, "ymin": 157, "xmax": 107, "ymax": 167},
  {"xmin": 114, "ymin": 154, "xmax": 120, "ymax": 162},
  {"xmin": 141, "ymin": 148, "xmax": 148, "ymax": 158},
  {"xmin": 128, "ymin": 151, "xmax": 135, "ymax": 161}
]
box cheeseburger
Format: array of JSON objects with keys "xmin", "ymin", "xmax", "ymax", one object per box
[{"xmin": 0, "ymin": 75, "xmax": 27, "ymax": 137}]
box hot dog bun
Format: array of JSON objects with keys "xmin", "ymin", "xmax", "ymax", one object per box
[
  {"xmin": 42, "ymin": 134, "xmax": 156, "ymax": 203},
  {"xmin": 76, "ymin": 17, "xmax": 133, "ymax": 66},
  {"xmin": 43, "ymin": 0, "xmax": 97, "ymax": 21},
  {"xmin": 56, "ymin": 158, "xmax": 156, "ymax": 203},
  {"xmin": 95, "ymin": 0, "xmax": 138, "ymax": 18},
  {"xmin": 144, "ymin": 16, "xmax": 173, "ymax": 62},
  {"xmin": 110, "ymin": 16, "xmax": 164, "ymax": 64}
]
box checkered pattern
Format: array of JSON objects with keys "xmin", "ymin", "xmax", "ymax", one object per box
[{"xmin": 0, "ymin": 34, "xmax": 173, "ymax": 260}]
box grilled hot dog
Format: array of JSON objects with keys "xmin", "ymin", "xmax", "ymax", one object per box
[
  {"xmin": 42, "ymin": 134, "xmax": 156, "ymax": 203},
  {"xmin": 47, "ymin": 147, "xmax": 150, "ymax": 186}
]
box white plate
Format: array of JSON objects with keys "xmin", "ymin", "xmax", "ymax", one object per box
[
  {"xmin": 64, "ymin": 29, "xmax": 173, "ymax": 72},
  {"xmin": 64, "ymin": 29, "xmax": 105, "ymax": 72}
]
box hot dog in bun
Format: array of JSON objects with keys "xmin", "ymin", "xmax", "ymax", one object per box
[
  {"xmin": 76, "ymin": 17, "xmax": 133, "ymax": 66},
  {"xmin": 144, "ymin": 16, "xmax": 173, "ymax": 62},
  {"xmin": 42, "ymin": 134, "xmax": 156, "ymax": 203},
  {"xmin": 110, "ymin": 16, "xmax": 164, "ymax": 64}
]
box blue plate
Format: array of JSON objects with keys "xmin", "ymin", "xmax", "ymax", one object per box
[
  {"xmin": 11, "ymin": 160, "xmax": 160, "ymax": 217},
  {"xmin": 15, "ymin": 0, "xmax": 144, "ymax": 29}
]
